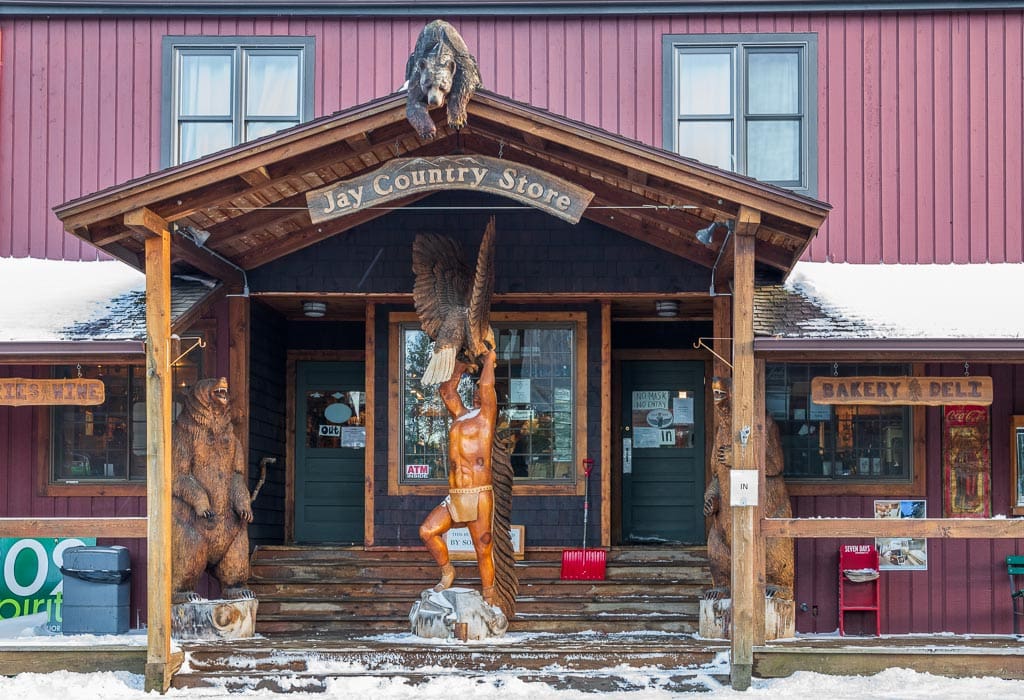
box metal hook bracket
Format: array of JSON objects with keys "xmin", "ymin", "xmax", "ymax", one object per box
[
  {"xmin": 693, "ymin": 337, "xmax": 733, "ymax": 370},
  {"xmin": 171, "ymin": 336, "xmax": 207, "ymax": 366}
]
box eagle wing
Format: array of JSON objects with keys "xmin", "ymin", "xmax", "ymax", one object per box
[
  {"xmin": 466, "ymin": 216, "xmax": 496, "ymax": 361},
  {"xmin": 412, "ymin": 233, "xmax": 472, "ymax": 384}
]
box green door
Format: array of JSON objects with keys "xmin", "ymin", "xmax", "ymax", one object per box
[
  {"xmin": 620, "ymin": 360, "xmax": 705, "ymax": 544},
  {"xmin": 294, "ymin": 361, "xmax": 365, "ymax": 544}
]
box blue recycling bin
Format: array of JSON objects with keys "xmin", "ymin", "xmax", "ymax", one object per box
[{"xmin": 60, "ymin": 545, "xmax": 131, "ymax": 634}]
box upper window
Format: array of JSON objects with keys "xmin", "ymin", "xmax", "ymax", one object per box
[
  {"xmin": 766, "ymin": 363, "xmax": 912, "ymax": 482},
  {"xmin": 162, "ymin": 37, "xmax": 315, "ymax": 166},
  {"xmin": 664, "ymin": 34, "xmax": 817, "ymax": 195}
]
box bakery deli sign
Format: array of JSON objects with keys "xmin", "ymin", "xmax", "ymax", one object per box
[
  {"xmin": 811, "ymin": 376, "xmax": 993, "ymax": 406},
  {"xmin": 306, "ymin": 155, "xmax": 594, "ymax": 225}
]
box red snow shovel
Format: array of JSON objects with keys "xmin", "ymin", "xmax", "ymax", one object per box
[{"xmin": 560, "ymin": 458, "xmax": 606, "ymax": 580}]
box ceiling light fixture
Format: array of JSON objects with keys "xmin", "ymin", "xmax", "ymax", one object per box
[
  {"xmin": 302, "ymin": 301, "xmax": 327, "ymax": 318},
  {"xmin": 655, "ymin": 300, "xmax": 679, "ymax": 318}
]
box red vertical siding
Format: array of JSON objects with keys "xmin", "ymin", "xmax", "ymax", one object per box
[
  {"xmin": 0, "ymin": 366, "xmax": 150, "ymax": 624},
  {"xmin": 792, "ymin": 363, "xmax": 1024, "ymax": 635},
  {"xmin": 2, "ymin": 11, "xmax": 1021, "ymax": 263}
]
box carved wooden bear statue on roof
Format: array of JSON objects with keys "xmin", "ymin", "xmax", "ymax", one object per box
[{"xmin": 405, "ymin": 19, "xmax": 482, "ymax": 140}]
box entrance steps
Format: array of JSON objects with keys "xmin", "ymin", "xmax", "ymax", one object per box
[
  {"xmin": 247, "ymin": 545, "xmax": 712, "ymax": 635},
  {"xmin": 170, "ymin": 632, "xmax": 730, "ymax": 693}
]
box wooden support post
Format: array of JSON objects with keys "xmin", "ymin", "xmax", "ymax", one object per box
[
  {"xmin": 730, "ymin": 206, "xmax": 760, "ymax": 690},
  {"xmin": 228, "ymin": 297, "xmax": 250, "ymax": 466},
  {"xmin": 364, "ymin": 302, "xmax": 376, "ymax": 547},
  {"xmin": 601, "ymin": 300, "xmax": 612, "ymax": 548},
  {"xmin": 712, "ymin": 295, "xmax": 732, "ymax": 380},
  {"xmin": 754, "ymin": 358, "xmax": 767, "ymax": 645},
  {"xmin": 144, "ymin": 230, "xmax": 173, "ymax": 694}
]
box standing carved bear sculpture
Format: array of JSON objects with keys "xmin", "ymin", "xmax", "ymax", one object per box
[
  {"xmin": 171, "ymin": 377, "xmax": 255, "ymax": 603},
  {"xmin": 405, "ymin": 19, "xmax": 481, "ymax": 140},
  {"xmin": 703, "ymin": 376, "xmax": 794, "ymax": 600}
]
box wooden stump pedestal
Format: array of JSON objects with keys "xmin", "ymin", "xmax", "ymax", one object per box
[
  {"xmin": 699, "ymin": 597, "xmax": 795, "ymax": 641},
  {"xmin": 171, "ymin": 598, "xmax": 258, "ymax": 641}
]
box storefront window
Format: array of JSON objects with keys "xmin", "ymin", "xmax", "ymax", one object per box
[
  {"xmin": 767, "ymin": 363, "xmax": 912, "ymax": 481},
  {"xmin": 50, "ymin": 340, "xmax": 204, "ymax": 484},
  {"xmin": 400, "ymin": 322, "xmax": 576, "ymax": 485}
]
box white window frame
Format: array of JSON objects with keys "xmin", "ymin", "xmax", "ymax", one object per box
[
  {"xmin": 663, "ymin": 33, "xmax": 818, "ymax": 196},
  {"xmin": 161, "ymin": 36, "xmax": 315, "ymax": 167}
]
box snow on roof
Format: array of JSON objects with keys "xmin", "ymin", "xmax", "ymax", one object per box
[
  {"xmin": 757, "ymin": 262, "xmax": 1024, "ymax": 339},
  {"xmin": 0, "ymin": 258, "xmax": 215, "ymax": 343}
]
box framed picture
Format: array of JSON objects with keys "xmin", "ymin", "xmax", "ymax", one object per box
[
  {"xmin": 942, "ymin": 405, "xmax": 991, "ymax": 518},
  {"xmin": 875, "ymin": 499, "xmax": 927, "ymax": 571},
  {"xmin": 1012, "ymin": 416, "xmax": 1024, "ymax": 516}
]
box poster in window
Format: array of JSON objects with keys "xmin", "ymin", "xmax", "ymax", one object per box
[
  {"xmin": 1012, "ymin": 416, "xmax": 1024, "ymax": 515},
  {"xmin": 874, "ymin": 499, "xmax": 927, "ymax": 570},
  {"xmin": 631, "ymin": 391, "xmax": 691, "ymax": 448},
  {"xmin": 942, "ymin": 405, "xmax": 991, "ymax": 517}
]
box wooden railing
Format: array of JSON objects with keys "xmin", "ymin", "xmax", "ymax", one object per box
[
  {"xmin": 0, "ymin": 517, "xmax": 147, "ymax": 538},
  {"xmin": 762, "ymin": 517, "xmax": 1024, "ymax": 538}
]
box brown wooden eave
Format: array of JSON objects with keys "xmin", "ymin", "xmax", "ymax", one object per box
[{"xmin": 53, "ymin": 89, "xmax": 830, "ymax": 281}]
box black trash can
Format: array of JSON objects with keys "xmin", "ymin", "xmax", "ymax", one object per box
[{"xmin": 60, "ymin": 545, "xmax": 131, "ymax": 634}]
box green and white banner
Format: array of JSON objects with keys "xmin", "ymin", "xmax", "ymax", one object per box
[{"xmin": 0, "ymin": 537, "xmax": 95, "ymax": 625}]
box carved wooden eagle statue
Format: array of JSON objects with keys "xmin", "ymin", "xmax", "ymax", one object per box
[{"xmin": 412, "ymin": 216, "xmax": 496, "ymax": 385}]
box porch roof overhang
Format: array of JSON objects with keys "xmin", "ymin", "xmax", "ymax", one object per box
[{"xmin": 53, "ymin": 89, "xmax": 830, "ymax": 293}]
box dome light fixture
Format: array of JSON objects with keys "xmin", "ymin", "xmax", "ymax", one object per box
[{"xmin": 302, "ymin": 300, "xmax": 327, "ymax": 318}]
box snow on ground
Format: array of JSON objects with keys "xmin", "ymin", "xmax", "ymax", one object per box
[
  {"xmin": 2, "ymin": 619, "xmax": 1024, "ymax": 699},
  {"xmin": 786, "ymin": 262, "xmax": 1024, "ymax": 338},
  {"xmin": 1, "ymin": 663, "xmax": 1023, "ymax": 699},
  {"xmin": 0, "ymin": 257, "xmax": 144, "ymax": 341}
]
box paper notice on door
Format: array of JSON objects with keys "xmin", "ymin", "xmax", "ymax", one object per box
[
  {"xmin": 622, "ymin": 438, "xmax": 632, "ymax": 473},
  {"xmin": 672, "ymin": 397, "xmax": 694, "ymax": 424},
  {"xmin": 633, "ymin": 427, "xmax": 661, "ymax": 448}
]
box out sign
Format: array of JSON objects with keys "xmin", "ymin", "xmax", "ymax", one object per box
[{"xmin": 730, "ymin": 470, "xmax": 759, "ymax": 506}]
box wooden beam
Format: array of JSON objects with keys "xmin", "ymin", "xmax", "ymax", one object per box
[
  {"xmin": 238, "ymin": 166, "xmax": 272, "ymax": 187},
  {"xmin": 601, "ymin": 300, "xmax": 612, "ymax": 548},
  {"xmin": 144, "ymin": 231, "xmax": 173, "ymax": 693},
  {"xmin": 762, "ymin": 517, "xmax": 1024, "ymax": 539},
  {"xmin": 229, "ymin": 297, "xmax": 250, "ymax": 474},
  {"xmin": 730, "ymin": 205, "xmax": 759, "ymax": 690},
  {"xmin": 170, "ymin": 235, "xmax": 245, "ymax": 290},
  {"xmin": 0, "ymin": 517, "xmax": 147, "ymax": 538},
  {"xmin": 234, "ymin": 192, "xmax": 429, "ymax": 270},
  {"xmin": 125, "ymin": 207, "xmax": 169, "ymax": 238}
]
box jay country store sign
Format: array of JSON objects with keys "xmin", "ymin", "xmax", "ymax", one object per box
[{"xmin": 306, "ymin": 155, "xmax": 595, "ymax": 225}]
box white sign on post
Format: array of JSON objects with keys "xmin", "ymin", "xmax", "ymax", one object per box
[{"xmin": 730, "ymin": 470, "xmax": 759, "ymax": 506}]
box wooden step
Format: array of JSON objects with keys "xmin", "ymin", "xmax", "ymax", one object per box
[{"xmin": 247, "ymin": 545, "xmax": 713, "ymax": 637}]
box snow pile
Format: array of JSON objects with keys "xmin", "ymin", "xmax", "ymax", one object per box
[
  {"xmin": 786, "ymin": 262, "xmax": 1024, "ymax": 338},
  {"xmin": 0, "ymin": 257, "xmax": 144, "ymax": 341}
]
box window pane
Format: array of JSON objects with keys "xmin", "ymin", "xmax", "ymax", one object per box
[
  {"xmin": 679, "ymin": 52, "xmax": 732, "ymax": 115},
  {"xmin": 180, "ymin": 54, "xmax": 232, "ymax": 116},
  {"xmin": 305, "ymin": 390, "xmax": 366, "ymax": 449},
  {"xmin": 768, "ymin": 363, "xmax": 912, "ymax": 481},
  {"xmin": 179, "ymin": 121, "xmax": 234, "ymax": 162},
  {"xmin": 747, "ymin": 120, "xmax": 800, "ymax": 182},
  {"xmin": 247, "ymin": 54, "xmax": 300, "ymax": 117},
  {"xmin": 401, "ymin": 324, "xmax": 576, "ymax": 484},
  {"xmin": 748, "ymin": 51, "xmax": 800, "ymax": 115},
  {"xmin": 678, "ymin": 121, "xmax": 733, "ymax": 171},
  {"xmin": 246, "ymin": 120, "xmax": 299, "ymax": 141},
  {"xmin": 51, "ymin": 365, "xmax": 132, "ymax": 481}
]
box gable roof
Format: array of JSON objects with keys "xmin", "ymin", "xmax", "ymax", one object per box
[{"xmin": 54, "ymin": 89, "xmax": 829, "ymax": 290}]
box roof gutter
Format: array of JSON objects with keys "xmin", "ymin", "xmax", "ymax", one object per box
[
  {"xmin": 754, "ymin": 337, "xmax": 1024, "ymax": 361},
  {"xmin": 0, "ymin": 340, "xmax": 145, "ymax": 362}
]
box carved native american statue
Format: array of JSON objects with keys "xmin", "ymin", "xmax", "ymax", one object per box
[
  {"xmin": 405, "ymin": 19, "xmax": 482, "ymax": 140},
  {"xmin": 171, "ymin": 377, "xmax": 256, "ymax": 603},
  {"xmin": 703, "ymin": 376, "xmax": 794, "ymax": 600},
  {"xmin": 412, "ymin": 217, "xmax": 517, "ymax": 620}
]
